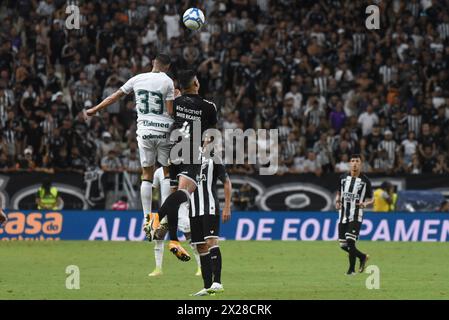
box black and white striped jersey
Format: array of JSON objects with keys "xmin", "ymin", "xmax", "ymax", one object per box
[
  {"xmin": 338, "ymin": 173, "xmax": 373, "ymax": 223},
  {"xmin": 189, "ymin": 159, "xmax": 228, "ymax": 218}
]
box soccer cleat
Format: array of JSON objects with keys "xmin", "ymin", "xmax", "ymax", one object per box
[
  {"xmin": 190, "ymin": 288, "xmax": 215, "ymax": 296},
  {"xmin": 148, "ymin": 268, "xmax": 163, "ymax": 277},
  {"xmin": 154, "ymin": 223, "xmax": 169, "ymax": 240},
  {"xmin": 346, "ymin": 270, "xmax": 357, "ymax": 276},
  {"xmin": 143, "ymin": 213, "xmax": 160, "ymax": 242},
  {"xmin": 169, "ymin": 241, "xmax": 191, "ymax": 262},
  {"xmin": 359, "ymin": 254, "xmax": 370, "ymax": 273},
  {"xmin": 209, "ymin": 282, "xmax": 224, "ymax": 293},
  {"xmin": 195, "ymin": 266, "xmax": 202, "ymax": 276}
]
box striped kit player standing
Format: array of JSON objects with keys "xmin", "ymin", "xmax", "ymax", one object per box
[
  {"xmin": 335, "ymin": 154, "xmax": 374, "ymax": 275},
  {"xmin": 190, "ymin": 158, "xmax": 232, "ymax": 296}
]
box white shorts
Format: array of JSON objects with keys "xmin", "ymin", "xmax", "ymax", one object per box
[
  {"xmin": 159, "ymin": 202, "xmax": 191, "ymax": 234},
  {"xmin": 136, "ymin": 130, "xmax": 172, "ymax": 167}
]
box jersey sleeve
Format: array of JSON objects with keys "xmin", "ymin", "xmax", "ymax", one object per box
[
  {"xmin": 120, "ymin": 75, "xmax": 136, "ymax": 95},
  {"xmin": 338, "ymin": 173, "xmax": 346, "ymax": 192},
  {"xmin": 215, "ymin": 163, "xmax": 229, "ymax": 183},
  {"xmin": 207, "ymin": 102, "xmax": 218, "ymax": 127},
  {"xmin": 165, "ymin": 77, "xmax": 174, "ymax": 101},
  {"xmin": 365, "ymin": 179, "xmax": 373, "ymax": 200}
]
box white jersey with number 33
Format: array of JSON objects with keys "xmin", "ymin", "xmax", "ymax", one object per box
[{"xmin": 120, "ymin": 72, "xmax": 174, "ymax": 133}]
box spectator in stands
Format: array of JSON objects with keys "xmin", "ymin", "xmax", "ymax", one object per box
[
  {"xmin": 98, "ymin": 131, "xmax": 116, "ymax": 160},
  {"xmin": 408, "ymin": 154, "xmax": 422, "ymax": 174},
  {"xmin": 303, "ymin": 150, "xmax": 322, "ymax": 176},
  {"xmin": 401, "ymin": 131, "xmax": 418, "ymax": 165},
  {"xmin": 378, "ymin": 130, "xmax": 397, "ymax": 169},
  {"xmin": 0, "ymin": 0, "xmax": 448, "ymax": 177},
  {"xmin": 16, "ymin": 146, "xmax": 36, "ymax": 171},
  {"xmin": 335, "ymin": 154, "xmax": 350, "ymax": 173},
  {"xmin": 122, "ymin": 148, "xmax": 141, "ymax": 190},
  {"xmin": 439, "ymin": 200, "xmax": 449, "ymax": 212},
  {"xmin": 232, "ymin": 183, "xmax": 255, "ymax": 211},
  {"xmin": 101, "ymin": 149, "xmax": 123, "ymax": 191},
  {"xmin": 358, "ymin": 105, "xmax": 379, "ymax": 137}
]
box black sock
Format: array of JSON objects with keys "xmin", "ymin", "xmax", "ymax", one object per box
[
  {"xmin": 347, "ymin": 239, "xmax": 365, "ymax": 272},
  {"xmin": 209, "ymin": 246, "xmax": 222, "ymax": 284},
  {"xmin": 200, "ymin": 253, "xmax": 213, "ymax": 289},
  {"xmin": 158, "ymin": 190, "xmax": 189, "ymax": 241},
  {"xmin": 340, "ymin": 245, "xmax": 349, "ymax": 253}
]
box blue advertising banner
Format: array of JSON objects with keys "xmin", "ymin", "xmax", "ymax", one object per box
[{"xmin": 0, "ymin": 211, "xmax": 448, "ymax": 242}]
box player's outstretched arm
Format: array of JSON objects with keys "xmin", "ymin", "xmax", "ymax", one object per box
[{"xmin": 85, "ymin": 89, "xmax": 127, "ymax": 117}]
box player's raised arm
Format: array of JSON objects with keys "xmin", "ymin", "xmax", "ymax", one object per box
[{"xmin": 85, "ymin": 88, "xmax": 127, "ymax": 117}]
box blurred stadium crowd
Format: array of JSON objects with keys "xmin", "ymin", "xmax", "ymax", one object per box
[{"xmin": 0, "ymin": 0, "xmax": 449, "ymax": 177}]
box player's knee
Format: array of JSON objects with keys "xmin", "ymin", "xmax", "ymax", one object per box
[
  {"xmin": 339, "ymin": 240, "xmax": 347, "ymax": 249},
  {"xmin": 141, "ymin": 166, "xmax": 154, "ymax": 181},
  {"xmin": 196, "ymin": 243, "xmax": 209, "ymax": 254},
  {"xmin": 206, "ymin": 238, "xmax": 218, "ymax": 248}
]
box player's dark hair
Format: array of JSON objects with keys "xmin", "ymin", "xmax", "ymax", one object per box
[
  {"xmin": 350, "ymin": 154, "xmax": 362, "ymax": 160},
  {"xmin": 178, "ymin": 69, "xmax": 196, "ymax": 89},
  {"xmin": 155, "ymin": 53, "xmax": 171, "ymax": 66}
]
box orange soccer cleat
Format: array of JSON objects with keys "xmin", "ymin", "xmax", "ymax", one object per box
[
  {"xmin": 143, "ymin": 213, "xmax": 160, "ymax": 242},
  {"xmin": 168, "ymin": 240, "xmax": 191, "ymax": 262}
]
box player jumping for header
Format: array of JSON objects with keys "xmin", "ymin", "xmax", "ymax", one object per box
[{"xmin": 85, "ymin": 54, "xmax": 175, "ymax": 227}]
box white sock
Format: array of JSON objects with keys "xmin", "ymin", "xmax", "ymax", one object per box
[
  {"xmin": 160, "ymin": 177, "xmax": 171, "ymax": 204},
  {"xmin": 190, "ymin": 242, "xmax": 201, "ymax": 268},
  {"xmin": 154, "ymin": 240, "xmax": 164, "ymax": 269},
  {"xmin": 141, "ymin": 180, "xmax": 153, "ymax": 217}
]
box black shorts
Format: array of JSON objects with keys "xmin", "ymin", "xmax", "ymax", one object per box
[
  {"xmin": 338, "ymin": 221, "xmax": 362, "ymax": 242},
  {"xmin": 190, "ymin": 215, "xmax": 220, "ymax": 245},
  {"xmin": 169, "ymin": 163, "xmax": 202, "ymax": 188}
]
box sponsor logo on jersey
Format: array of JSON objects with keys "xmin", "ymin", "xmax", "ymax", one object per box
[
  {"xmin": 141, "ymin": 133, "xmax": 167, "ymax": 139},
  {"xmin": 141, "ymin": 120, "xmax": 171, "ymax": 129},
  {"xmin": 343, "ymin": 192, "xmax": 361, "ymax": 202}
]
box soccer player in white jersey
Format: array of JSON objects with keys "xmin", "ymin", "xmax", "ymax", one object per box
[
  {"xmin": 149, "ymin": 166, "xmax": 201, "ymax": 277},
  {"xmin": 85, "ymin": 54, "xmax": 174, "ymax": 225}
]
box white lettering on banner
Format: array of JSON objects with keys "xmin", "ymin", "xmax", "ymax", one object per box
[
  {"xmin": 235, "ymin": 219, "xmax": 255, "ymax": 240},
  {"xmin": 89, "ymin": 218, "xmax": 108, "ymax": 240},
  {"xmin": 422, "ymin": 220, "xmax": 440, "ymax": 242},
  {"xmin": 282, "ymin": 219, "xmax": 300, "ymax": 240},
  {"xmin": 300, "ymin": 219, "xmax": 320, "ymax": 241},
  {"xmin": 372, "ymin": 220, "xmax": 391, "ymax": 241},
  {"xmin": 360, "ymin": 220, "xmax": 373, "ymax": 236},
  {"xmin": 256, "ymin": 219, "xmax": 275, "ymax": 240},
  {"xmin": 111, "ymin": 218, "xmax": 126, "ymax": 241},
  {"xmin": 440, "ymin": 220, "xmax": 449, "ymax": 242},
  {"xmin": 393, "ymin": 220, "xmax": 420, "ymax": 241},
  {"xmin": 128, "ymin": 218, "xmax": 146, "ymax": 241},
  {"xmin": 321, "ymin": 219, "xmax": 338, "ymax": 240}
]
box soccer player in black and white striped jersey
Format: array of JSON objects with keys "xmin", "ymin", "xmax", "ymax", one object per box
[
  {"xmin": 335, "ymin": 154, "xmax": 373, "ymax": 275},
  {"xmin": 190, "ymin": 158, "xmax": 232, "ymax": 296}
]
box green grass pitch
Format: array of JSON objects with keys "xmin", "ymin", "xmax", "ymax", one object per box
[{"xmin": 1, "ymin": 240, "xmax": 448, "ymax": 299}]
